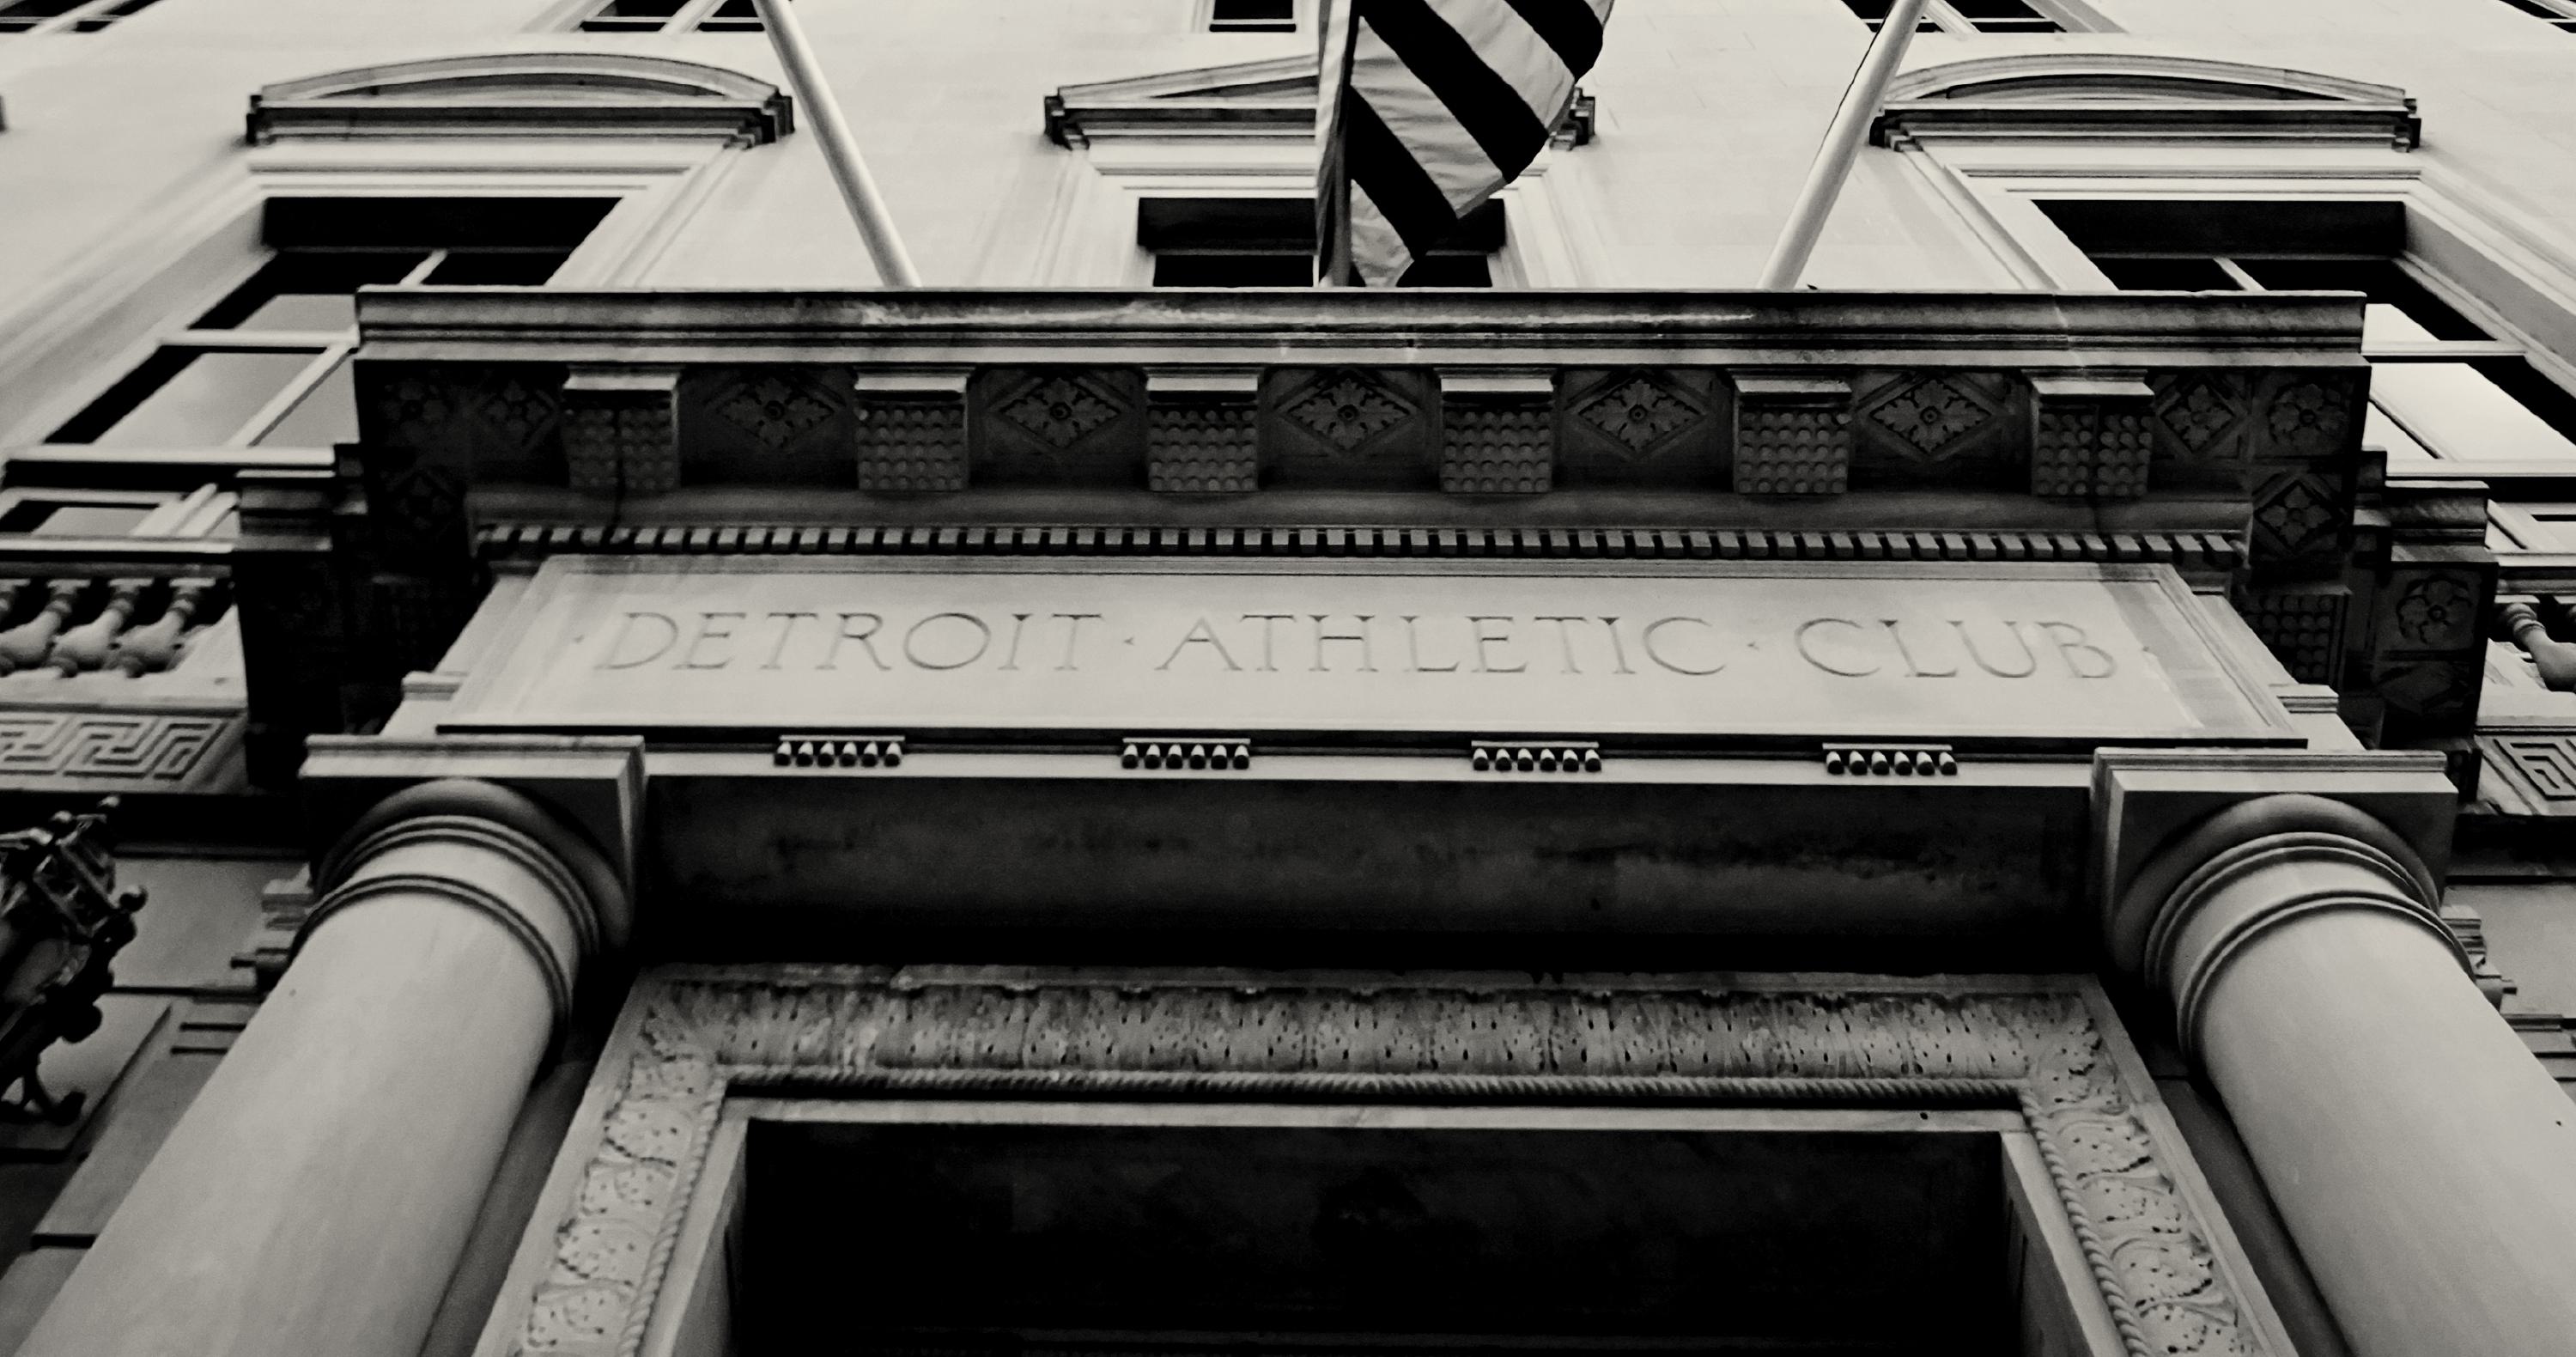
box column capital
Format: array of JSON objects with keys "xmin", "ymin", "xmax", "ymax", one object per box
[
  {"xmin": 2110, "ymin": 793, "xmax": 2464, "ymax": 1060},
  {"xmin": 303, "ymin": 778, "xmax": 628, "ymax": 1034}
]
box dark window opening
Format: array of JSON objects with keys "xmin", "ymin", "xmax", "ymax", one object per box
[
  {"xmin": 698, "ymin": 0, "xmax": 761, "ymax": 32},
  {"xmin": 51, "ymin": 197, "xmax": 611, "ymax": 447},
  {"xmin": 1944, "ymin": 0, "xmax": 2062, "ymax": 30},
  {"xmin": 2498, "ymin": 0, "xmax": 2576, "ymax": 31},
  {"xmin": 1140, "ymin": 198, "xmax": 1501, "ymax": 288},
  {"xmin": 2042, "ymin": 198, "xmax": 2576, "ymax": 464},
  {"xmin": 1210, "ymin": 0, "xmax": 1296, "ymax": 31},
  {"xmin": 580, "ymin": 0, "xmax": 685, "ymax": 30},
  {"xmin": 1838, "ymin": 0, "xmax": 1940, "ymax": 32}
]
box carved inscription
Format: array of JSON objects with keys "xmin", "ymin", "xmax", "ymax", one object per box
[
  {"xmin": 592, "ymin": 606, "xmax": 2125, "ymax": 685},
  {"xmin": 449, "ymin": 561, "xmax": 2281, "ymax": 741}
]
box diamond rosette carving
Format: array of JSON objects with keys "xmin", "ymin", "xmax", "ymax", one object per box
[
  {"xmin": 715, "ymin": 374, "xmax": 834, "ymax": 449},
  {"xmin": 2393, "ymin": 575, "xmax": 2480, "ymax": 650},
  {"xmin": 475, "ymin": 375, "xmax": 556, "ymax": 449},
  {"xmin": 998, "ymin": 375, "xmax": 1117, "ymax": 449},
  {"xmin": 1577, "ymin": 377, "xmax": 1694, "ymax": 455},
  {"xmin": 2159, "ymin": 378, "xmax": 2237, "ymax": 454},
  {"xmin": 2252, "ymin": 474, "xmax": 2339, "ymax": 558},
  {"xmin": 1869, "ymin": 376, "xmax": 1990, "ymax": 458},
  {"xmin": 1285, "ymin": 372, "xmax": 1407, "ymax": 451},
  {"xmin": 2265, "ymin": 379, "xmax": 2348, "ymax": 455}
]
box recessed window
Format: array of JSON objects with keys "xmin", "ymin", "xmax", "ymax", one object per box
[
  {"xmin": 576, "ymin": 0, "xmax": 758, "ymax": 33},
  {"xmin": 1208, "ymin": 0, "xmax": 1296, "ymax": 33},
  {"xmin": 1838, "ymin": 0, "xmax": 2091, "ymax": 33},
  {"xmin": 2043, "ymin": 198, "xmax": 2576, "ymax": 466},
  {"xmin": 48, "ymin": 198, "xmax": 612, "ymax": 449},
  {"xmin": 1141, "ymin": 198, "xmax": 1499, "ymax": 288},
  {"xmin": 2498, "ymin": 0, "xmax": 2576, "ymax": 31},
  {"xmin": 0, "ymin": 0, "xmax": 161, "ymax": 33}
]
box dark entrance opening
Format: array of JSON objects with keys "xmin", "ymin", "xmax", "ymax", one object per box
[{"xmin": 741, "ymin": 1115, "xmax": 2014, "ymax": 1355}]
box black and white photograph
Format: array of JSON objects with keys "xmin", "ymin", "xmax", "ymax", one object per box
[{"xmin": 0, "ymin": 0, "xmax": 2569, "ymax": 1353}]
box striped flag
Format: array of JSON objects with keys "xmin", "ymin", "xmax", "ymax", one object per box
[{"xmin": 1316, "ymin": 0, "xmax": 1611, "ymax": 287}]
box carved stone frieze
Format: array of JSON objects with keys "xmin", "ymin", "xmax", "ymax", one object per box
[
  {"xmin": 496, "ymin": 968, "xmax": 2273, "ymax": 1357},
  {"xmin": 854, "ymin": 371, "xmax": 969, "ymax": 494},
  {"xmin": 1555, "ymin": 368, "xmax": 1723, "ymax": 486},
  {"xmin": 1147, "ymin": 371, "xmax": 1260, "ymax": 495},
  {"xmin": 0, "ymin": 711, "xmax": 234, "ymax": 788},
  {"xmin": 972, "ymin": 368, "xmax": 1145, "ymax": 485},
  {"xmin": 561, "ymin": 369, "xmax": 682, "ymax": 498},
  {"xmin": 2029, "ymin": 374, "xmax": 2155, "ymax": 500},
  {"xmin": 1439, "ymin": 371, "xmax": 1552, "ymax": 496},
  {"xmin": 1261, "ymin": 368, "xmax": 1437, "ymax": 489},
  {"xmin": 1867, "ymin": 374, "xmax": 1996, "ymax": 459},
  {"xmin": 2233, "ymin": 584, "xmax": 2348, "ymax": 686},
  {"xmin": 1731, "ymin": 374, "xmax": 1850, "ymax": 496}
]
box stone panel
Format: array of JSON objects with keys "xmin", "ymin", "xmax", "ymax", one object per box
[
  {"xmin": 970, "ymin": 367, "xmax": 1147, "ymax": 487},
  {"xmin": 1553, "ymin": 367, "xmax": 1725, "ymax": 488},
  {"xmin": 1260, "ymin": 367, "xmax": 1439, "ymax": 490},
  {"xmin": 1851, "ymin": 370, "xmax": 2024, "ymax": 491},
  {"xmin": 678, "ymin": 367, "xmax": 860, "ymax": 488}
]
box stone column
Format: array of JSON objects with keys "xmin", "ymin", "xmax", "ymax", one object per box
[
  {"xmin": 2112, "ymin": 794, "xmax": 2576, "ymax": 1357},
  {"xmin": 20, "ymin": 779, "xmax": 623, "ymax": 1357}
]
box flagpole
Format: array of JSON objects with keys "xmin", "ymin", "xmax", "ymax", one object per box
[
  {"xmin": 1313, "ymin": 0, "xmax": 1353, "ymax": 287},
  {"xmin": 752, "ymin": 0, "xmax": 920, "ymax": 287},
  {"xmin": 1756, "ymin": 0, "xmax": 1929, "ymax": 289}
]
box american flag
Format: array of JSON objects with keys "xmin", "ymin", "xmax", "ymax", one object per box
[{"xmin": 1316, "ymin": 0, "xmax": 1611, "ymax": 287}]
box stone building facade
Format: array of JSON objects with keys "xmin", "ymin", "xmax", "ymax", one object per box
[{"xmin": 0, "ymin": 1, "xmax": 2573, "ymax": 1354}]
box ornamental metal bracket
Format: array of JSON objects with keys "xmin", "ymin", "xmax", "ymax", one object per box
[
  {"xmin": 1824, "ymin": 743, "xmax": 1959, "ymax": 776},
  {"xmin": 1121, "ymin": 737, "xmax": 1250, "ymax": 770},
  {"xmin": 1471, "ymin": 740, "xmax": 1603, "ymax": 773},
  {"xmin": 772, "ymin": 734, "xmax": 905, "ymax": 769}
]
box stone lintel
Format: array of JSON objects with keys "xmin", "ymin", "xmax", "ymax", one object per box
[
  {"xmin": 2092, "ymin": 748, "xmax": 2458, "ymax": 962},
  {"xmin": 299, "ymin": 733, "xmax": 645, "ymax": 922}
]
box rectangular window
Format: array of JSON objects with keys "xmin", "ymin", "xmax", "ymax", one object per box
[
  {"xmin": 1140, "ymin": 198, "xmax": 1500, "ymax": 288},
  {"xmin": 2041, "ymin": 198, "xmax": 2576, "ymax": 466},
  {"xmin": 1838, "ymin": 0, "xmax": 2099, "ymax": 33},
  {"xmin": 2498, "ymin": 0, "xmax": 2576, "ymax": 31},
  {"xmin": 576, "ymin": 0, "xmax": 758, "ymax": 33},
  {"xmin": 0, "ymin": 0, "xmax": 161, "ymax": 33},
  {"xmin": 48, "ymin": 198, "xmax": 613, "ymax": 449},
  {"xmin": 1208, "ymin": 0, "xmax": 1297, "ymax": 32}
]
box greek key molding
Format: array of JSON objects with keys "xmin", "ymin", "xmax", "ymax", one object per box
[
  {"xmin": 0, "ymin": 711, "xmax": 234, "ymax": 788},
  {"xmin": 497, "ymin": 968, "xmax": 2273, "ymax": 1357}
]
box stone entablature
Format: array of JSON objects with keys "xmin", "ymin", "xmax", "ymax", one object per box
[
  {"xmin": 351, "ymin": 288, "xmax": 2368, "ymax": 508},
  {"xmin": 477, "ymin": 967, "xmax": 2287, "ymax": 1357}
]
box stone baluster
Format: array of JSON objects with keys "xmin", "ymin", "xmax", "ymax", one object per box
[
  {"xmin": 0, "ymin": 581, "xmax": 84, "ymax": 676},
  {"xmin": 2111, "ymin": 794, "xmax": 2576, "ymax": 1357},
  {"xmin": 2496, "ymin": 597, "xmax": 2576, "ymax": 691},
  {"xmin": 107, "ymin": 579, "xmax": 215, "ymax": 677},
  {"xmin": 49, "ymin": 579, "xmax": 145, "ymax": 676},
  {"xmin": 17, "ymin": 779, "xmax": 625, "ymax": 1357}
]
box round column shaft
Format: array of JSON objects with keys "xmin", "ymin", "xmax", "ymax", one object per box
[
  {"xmin": 2120, "ymin": 796, "xmax": 2576, "ymax": 1357},
  {"xmin": 20, "ymin": 781, "xmax": 621, "ymax": 1357}
]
